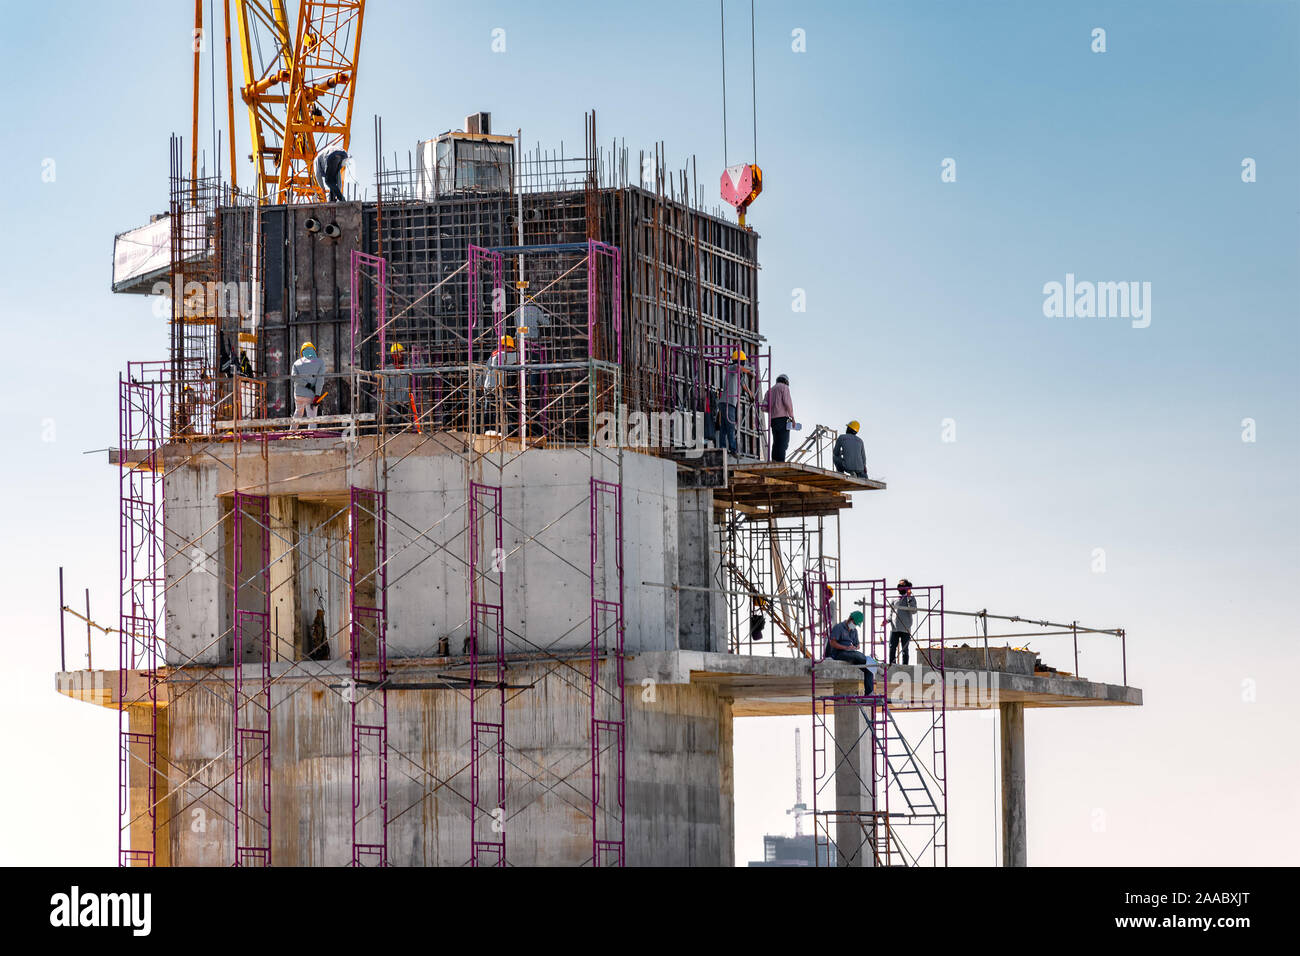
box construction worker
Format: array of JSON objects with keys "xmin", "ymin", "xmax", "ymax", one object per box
[
  {"xmin": 825, "ymin": 610, "xmax": 877, "ymax": 695},
  {"xmin": 719, "ymin": 348, "xmax": 755, "ymax": 457},
  {"xmin": 291, "ymin": 341, "xmax": 326, "ymax": 429},
  {"xmin": 387, "ymin": 342, "xmax": 413, "ymax": 426},
  {"xmin": 762, "ymin": 373, "xmax": 795, "ymax": 462},
  {"xmin": 315, "ymin": 147, "xmax": 348, "ymax": 202},
  {"xmin": 889, "ymin": 579, "xmax": 918, "ymax": 665},
  {"xmin": 481, "ymin": 334, "xmax": 516, "ymax": 434},
  {"xmin": 832, "ymin": 420, "xmax": 868, "ymax": 479}
]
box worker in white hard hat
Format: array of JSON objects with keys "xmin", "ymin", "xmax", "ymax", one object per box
[
  {"xmin": 719, "ymin": 348, "xmax": 755, "ymax": 457},
  {"xmin": 832, "ymin": 420, "xmax": 868, "ymax": 479}
]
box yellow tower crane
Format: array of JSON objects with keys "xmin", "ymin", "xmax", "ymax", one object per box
[{"xmin": 231, "ymin": 0, "xmax": 366, "ymax": 204}]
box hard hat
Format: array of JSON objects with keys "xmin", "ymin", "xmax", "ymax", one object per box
[
  {"xmin": 825, "ymin": 585, "xmax": 834, "ymax": 595},
  {"xmin": 500, "ymin": 335, "xmax": 515, "ymax": 349},
  {"xmin": 731, "ymin": 349, "xmax": 747, "ymax": 362},
  {"xmin": 301, "ymin": 341, "xmax": 315, "ymax": 355},
  {"xmin": 389, "ymin": 342, "xmax": 405, "ymax": 353},
  {"xmin": 849, "ymin": 611, "xmax": 864, "ymax": 626},
  {"xmin": 847, "ymin": 420, "xmax": 860, "ymax": 433}
]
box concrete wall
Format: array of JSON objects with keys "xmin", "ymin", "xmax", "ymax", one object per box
[
  {"xmin": 164, "ymin": 659, "xmax": 734, "ymax": 866},
  {"xmin": 382, "ymin": 448, "xmax": 678, "ymax": 658},
  {"xmin": 162, "ymin": 444, "xmax": 685, "ymax": 665},
  {"xmin": 677, "ymin": 489, "xmax": 726, "ymax": 653}
]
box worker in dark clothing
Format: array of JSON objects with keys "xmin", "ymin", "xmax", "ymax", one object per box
[
  {"xmin": 832, "ymin": 420, "xmax": 868, "ymax": 479},
  {"xmin": 889, "ymin": 579, "xmax": 918, "ymax": 665},
  {"xmin": 825, "ymin": 610, "xmax": 877, "ymax": 695},
  {"xmin": 315, "ymin": 147, "xmax": 348, "ymax": 202}
]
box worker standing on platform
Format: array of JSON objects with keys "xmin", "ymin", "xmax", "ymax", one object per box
[
  {"xmin": 291, "ymin": 341, "xmax": 326, "ymax": 430},
  {"xmin": 889, "ymin": 579, "xmax": 917, "ymax": 665},
  {"xmin": 387, "ymin": 342, "xmax": 413, "ymax": 427},
  {"xmin": 832, "ymin": 420, "xmax": 868, "ymax": 478},
  {"xmin": 720, "ymin": 349, "xmax": 755, "ymax": 458},
  {"xmin": 762, "ymin": 373, "xmax": 795, "ymax": 462},
  {"xmin": 481, "ymin": 334, "xmax": 516, "ymax": 435},
  {"xmin": 825, "ymin": 610, "xmax": 876, "ymax": 695}
]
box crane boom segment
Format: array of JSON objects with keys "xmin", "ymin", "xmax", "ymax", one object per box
[{"xmin": 233, "ymin": 0, "xmax": 363, "ymax": 204}]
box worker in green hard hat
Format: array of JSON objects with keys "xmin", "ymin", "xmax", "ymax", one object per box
[{"xmin": 825, "ymin": 609, "xmax": 880, "ymax": 695}]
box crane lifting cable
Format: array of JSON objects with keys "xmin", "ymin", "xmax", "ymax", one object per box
[{"xmin": 718, "ymin": 0, "xmax": 762, "ymax": 227}]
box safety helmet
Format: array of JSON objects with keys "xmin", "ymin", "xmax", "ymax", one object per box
[
  {"xmin": 500, "ymin": 335, "xmax": 515, "ymax": 349},
  {"xmin": 301, "ymin": 341, "xmax": 315, "ymax": 355},
  {"xmin": 847, "ymin": 420, "xmax": 860, "ymax": 433},
  {"xmin": 389, "ymin": 342, "xmax": 405, "ymax": 354},
  {"xmin": 849, "ymin": 611, "xmax": 864, "ymax": 626},
  {"xmin": 731, "ymin": 349, "xmax": 747, "ymax": 362}
]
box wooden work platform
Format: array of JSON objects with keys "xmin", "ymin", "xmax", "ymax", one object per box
[
  {"xmin": 626, "ymin": 651, "xmax": 1142, "ymax": 718},
  {"xmin": 714, "ymin": 461, "xmax": 886, "ymax": 519}
]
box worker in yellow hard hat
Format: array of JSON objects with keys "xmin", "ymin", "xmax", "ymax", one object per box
[
  {"xmin": 822, "ymin": 583, "xmax": 837, "ymax": 628},
  {"xmin": 718, "ymin": 347, "xmax": 755, "ymax": 458},
  {"xmin": 480, "ymin": 333, "xmax": 518, "ymax": 435},
  {"xmin": 291, "ymin": 341, "xmax": 325, "ymax": 430},
  {"xmin": 832, "ymin": 420, "xmax": 868, "ymax": 479},
  {"xmin": 385, "ymin": 343, "xmax": 416, "ymax": 430}
]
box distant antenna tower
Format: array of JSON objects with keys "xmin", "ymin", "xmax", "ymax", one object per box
[{"xmin": 787, "ymin": 727, "xmax": 808, "ymax": 836}]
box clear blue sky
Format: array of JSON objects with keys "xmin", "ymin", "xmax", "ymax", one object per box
[{"xmin": 1, "ymin": 0, "xmax": 1296, "ymax": 865}]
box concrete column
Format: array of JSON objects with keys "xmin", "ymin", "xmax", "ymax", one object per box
[
  {"xmin": 127, "ymin": 704, "xmax": 170, "ymax": 866},
  {"xmin": 718, "ymin": 698, "xmax": 735, "ymax": 867},
  {"xmin": 1000, "ymin": 701, "xmax": 1027, "ymax": 867},
  {"xmin": 268, "ymin": 496, "xmax": 298, "ymax": 661},
  {"xmin": 676, "ymin": 489, "xmax": 721, "ymax": 652},
  {"xmin": 832, "ymin": 680, "xmax": 875, "ymax": 867}
]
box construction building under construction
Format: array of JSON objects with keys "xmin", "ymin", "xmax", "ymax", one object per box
[{"xmin": 67, "ymin": 93, "xmax": 1142, "ymax": 866}]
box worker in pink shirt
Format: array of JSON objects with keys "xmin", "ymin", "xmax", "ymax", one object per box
[{"xmin": 762, "ymin": 373, "xmax": 795, "ymax": 461}]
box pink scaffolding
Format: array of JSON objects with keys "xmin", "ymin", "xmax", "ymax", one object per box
[
  {"xmin": 807, "ymin": 575, "xmax": 948, "ymax": 867},
  {"xmin": 468, "ymin": 482, "xmax": 506, "ymax": 866},
  {"xmin": 232, "ymin": 491, "xmax": 272, "ymax": 866},
  {"xmin": 590, "ymin": 477, "xmax": 626, "ymax": 866},
  {"xmin": 349, "ymin": 486, "xmax": 390, "ymax": 866},
  {"xmin": 118, "ymin": 367, "xmax": 165, "ymax": 866}
]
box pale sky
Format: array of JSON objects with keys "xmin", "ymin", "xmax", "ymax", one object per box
[{"xmin": 1, "ymin": 0, "xmax": 1296, "ymax": 866}]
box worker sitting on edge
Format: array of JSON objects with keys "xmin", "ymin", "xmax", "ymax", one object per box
[
  {"xmin": 720, "ymin": 348, "xmax": 755, "ymax": 458},
  {"xmin": 832, "ymin": 420, "xmax": 869, "ymax": 479},
  {"xmin": 291, "ymin": 341, "xmax": 326, "ymax": 430},
  {"xmin": 825, "ymin": 610, "xmax": 877, "ymax": 695},
  {"xmin": 763, "ymin": 373, "xmax": 795, "ymax": 462},
  {"xmin": 889, "ymin": 578, "xmax": 917, "ymax": 666}
]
